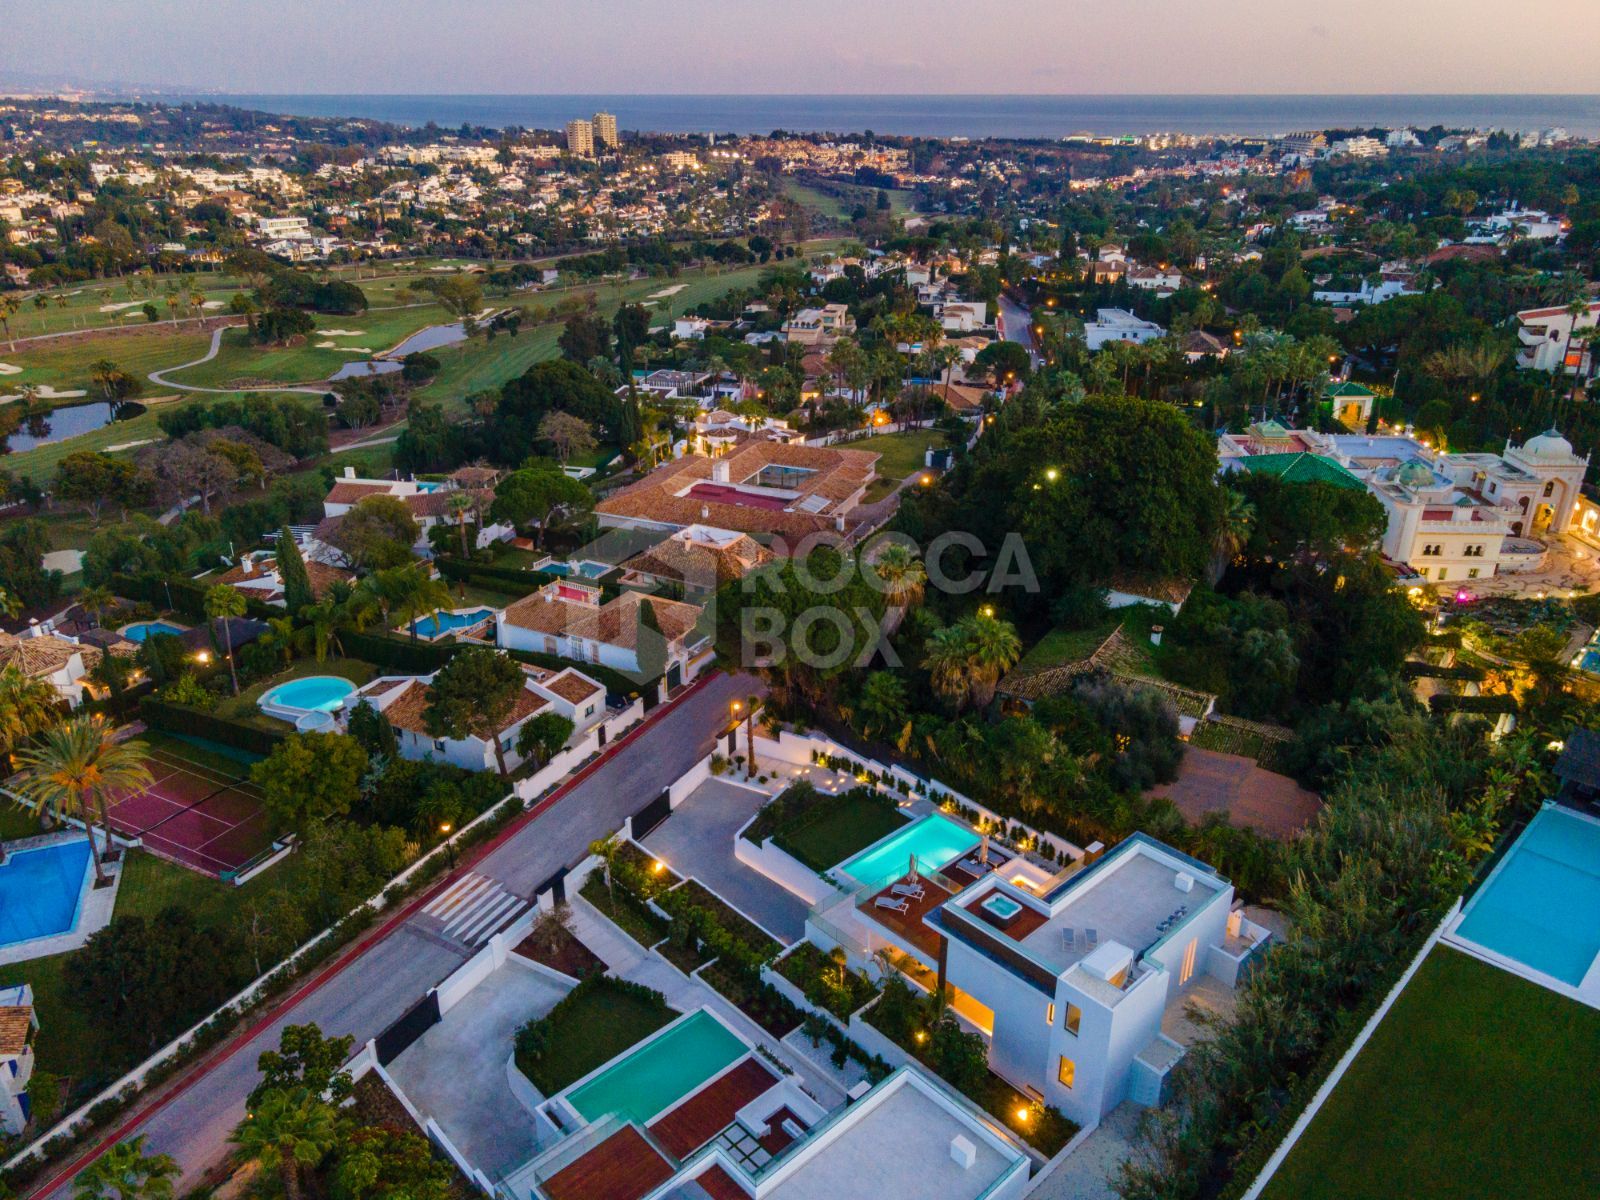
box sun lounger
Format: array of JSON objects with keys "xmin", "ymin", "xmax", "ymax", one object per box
[
  {"xmin": 874, "ymin": 895, "xmax": 910, "ymax": 914},
  {"xmin": 1085, "ymin": 928, "xmax": 1099, "ymax": 949},
  {"xmin": 1061, "ymin": 927, "xmax": 1075, "ymax": 952},
  {"xmin": 891, "ymin": 881, "xmax": 926, "ymax": 900}
]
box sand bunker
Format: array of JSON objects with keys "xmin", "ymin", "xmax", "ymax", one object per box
[
  {"xmin": 0, "ymin": 363, "xmax": 21, "ymax": 376},
  {"xmin": 318, "ymin": 329, "xmax": 367, "ymax": 336},
  {"xmin": 0, "ymin": 385, "xmax": 88, "ymax": 402},
  {"xmin": 99, "ymin": 300, "xmax": 148, "ymax": 312},
  {"xmin": 202, "ymin": 300, "xmax": 226, "ymax": 309},
  {"xmin": 102, "ymin": 438, "xmax": 158, "ymax": 453},
  {"xmin": 647, "ymin": 284, "xmax": 688, "ymax": 299}
]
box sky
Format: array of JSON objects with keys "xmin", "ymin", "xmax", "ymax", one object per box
[{"xmin": 4, "ymin": 0, "xmax": 1600, "ymax": 96}]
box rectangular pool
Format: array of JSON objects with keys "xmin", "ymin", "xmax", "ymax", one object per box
[
  {"xmin": 565, "ymin": 1010, "xmax": 747, "ymax": 1126},
  {"xmin": 839, "ymin": 813, "xmax": 980, "ymax": 886},
  {"xmin": 0, "ymin": 839, "xmax": 92, "ymax": 946},
  {"xmin": 1454, "ymin": 805, "xmax": 1600, "ymax": 988}
]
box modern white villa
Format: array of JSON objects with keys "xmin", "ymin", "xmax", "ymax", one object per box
[{"xmin": 1219, "ymin": 423, "xmax": 1595, "ymax": 582}]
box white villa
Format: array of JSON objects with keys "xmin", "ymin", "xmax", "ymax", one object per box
[
  {"xmin": 0, "ymin": 627, "xmax": 133, "ymax": 709},
  {"xmin": 0, "ymin": 985, "xmax": 37, "ymax": 1135},
  {"xmin": 1513, "ymin": 300, "xmax": 1599, "ymax": 375},
  {"xmin": 782, "ymin": 304, "xmax": 855, "ymax": 346},
  {"xmin": 338, "ymin": 661, "xmax": 606, "ymax": 773},
  {"xmin": 1082, "ymin": 308, "xmax": 1165, "ymax": 351},
  {"xmin": 1219, "ymin": 424, "xmax": 1593, "ymax": 584},
  {"xmin": 318, "ymin": 467, "xmax": 505, "ymax": 557},
  {"xmin": 496, "ymin": 581, "xmax": 707, "ymax": 686}
]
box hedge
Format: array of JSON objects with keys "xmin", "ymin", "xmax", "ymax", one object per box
[
  {"xmin": 112, "ymin": 574, "xmax": 279, "ymax": 623},
  {"xmin": 1401, "ymin": 662, "xmax": 1486, "ymax": 682},
  {"xmin": 1428, "ymin": 693, "xmax": 1520, "ymax": 715},
  {"xmin": 435, "ymin": 556, "xmax": 624, "ymax": 601},
  {"xmin": 139, "ymin": 697, "xmax": 287, "ymax": 756}
]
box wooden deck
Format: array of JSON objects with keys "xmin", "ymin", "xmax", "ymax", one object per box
[
  {"xmin": 539, "ymin": 1125, "xmax": 675, "ymax": 1200},
  {"xmin": 859, "ymin": 874, "xmax": 953, "ymax": 957},
  {"xmin": 695, "ymin": 1164, "xmax": 752, "ymax": 1199},
  {"xmin": 648, "ymin": 1057, "xmax": 778, "ymax": 1158}
]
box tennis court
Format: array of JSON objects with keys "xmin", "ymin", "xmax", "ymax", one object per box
[{"xmin": 105, "ymin": 742, "xmax": 274, "ymax": 879}]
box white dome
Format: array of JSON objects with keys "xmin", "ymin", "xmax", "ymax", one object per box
[{"xmin": 1521, "ymin": 429, "xmax": 1574, "ymax": 459}]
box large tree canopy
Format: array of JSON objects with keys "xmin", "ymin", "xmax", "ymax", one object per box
[{"xmin": 493, "ymin": 360, "xmax": 626, "ymax": 464}]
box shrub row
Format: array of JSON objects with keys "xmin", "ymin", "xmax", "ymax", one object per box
[{"xmin": 139, "ymin": 697, "xmax": 286, "ymax": 757}]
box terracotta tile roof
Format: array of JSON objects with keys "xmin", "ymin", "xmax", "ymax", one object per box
[
  {"xmin": 0, "ymin": 631, "xmax": 95, "ymax": 678},
  {"xmin": 382, "ymin": 677, "xmax": 549, "ymax": 737},
  {"xmin": 325, "ymin": 481, "xmax": 394, "ymax": 505},
  {"xmin": 450, "ymin": 466, "xmax": 502, "ymax": 486},
  {"xmin": 0, "ymin": 1006, "xmax": 32, "ymax": 1056},
  {"xmin": 622, "ymin": 532, "xmax": 773, "ymax": 588},
  {"xmin": 501, "ymin": 588, "xmax": 702, "ymax": 652},
  {"xmin": 596, "ymin": 442, "xmax": 877, "ymax": 537},
  {"xmin": 543, "ymin": 669, "xmax": 603, "ymax": 705},
  {"xmin": 213, "ymin": 557, "xmax": 353, "ymax": 600}
]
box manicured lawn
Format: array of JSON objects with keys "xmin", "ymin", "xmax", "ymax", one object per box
[
  {"xmin": 0, "ymin": 328, "xmax": 211, "ymax": 395},
  {"xmin": 514, "ymin": 977, "xmax": 675, "ymax": 1095},
  {"xmin": 1262, "ymin": 947, "xmax": 1600, "ymax": 1200},
  {"xmin": 780, "ymin": 178, "xmax": 850, "ymax": 220},
  {"xmin": 212, "ymin": 656, "xmax": 378, "ymax": 725},
  {"xmin": 851, "ymin": 429, "xmax": 942, "ymax": 481},
  {"xmin": 773, "ymin": 791, "xmax": 908, "ymax": 873}
]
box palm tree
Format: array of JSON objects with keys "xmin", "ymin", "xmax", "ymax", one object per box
[
  {"xmin": 588, "ymin": 834, "xmax": 620, "ymax": 902},
  {"xmin": 1211, "ymin": 489, "xmax": 1255, "ymax": 581},
  {"xmin": 925, "ymin": 613, "xmax": 1021, "ymax": 710},
  {"xmin": 12, "ymin": 715, "xmax": 152, "ymax": 886},
  {"xmin": 204, "ymin": 584, "xmax": 246, "ymax": 695},
  {"xmin": 0, "ymin": 293, "xmax": 18, "ymax": 350},
  {"xmin": 263, "ymin": 616, "xmax": 298, "ymax": 669},
  {"xmin": 228, "ymin": 1087, "xmax": 339, "ymax": 1200},
  {"xmin": 872, "ymin": 542, "xmax": 927, "ymax": 610},
  {"xmin": 298, "ymin": 598, "xmax": 349, "ymax": 663},
  {"xmin": 1558, "ymin": 299, "xmax": 1590, "ymax": 397},
  {"xmin": 924, "ymin": 624, "xmax": 976, "ymax": 708},
  {"xmin": 0, "ymin": 664, "xmax": 60, "ymax": 769},
  {"xmin": 77, "ymin": 584, "xmax": 115, "ymax": 630},
  {"xmin": 72, "ymin": 1134, "xmax": 179, "ymax": 1200},
  {"xmin": 382, "ymin": 566, "xmax": 452, "ymax": 641}
]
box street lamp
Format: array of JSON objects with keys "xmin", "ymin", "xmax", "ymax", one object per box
[{"xmin": 440, "ymin": 823, "xmax": 456, "ymax": 870}]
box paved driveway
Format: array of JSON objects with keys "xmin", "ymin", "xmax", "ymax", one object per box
[
  {"xmin": 386, "ymin": 961, "xmax": 568, "ymax": 1177},
  {"xmin": 641, "ymin": 778, "xmax": 810, "ymax": 943}
]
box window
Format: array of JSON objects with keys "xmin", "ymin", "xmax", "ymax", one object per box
[
  {"xmin": 1544, "ymin": 481, "xmax": 1556, "ymax": 497},
  {"xmin": 433, "ymin": 739, "xmax": 445, "ymax": 752},
  {"xmin": 1180, "ymin": 938, "xmax": 1198, "ymax": 987},
  {"xmin": 1046, "ymin": 1003, "xmax": 1055, "ymax": 1027},
  {"xmin": 1064, "ymin": 1003, "xmax": 1081, "ymax": 1036},
  {"xmin": 1421, "ymin": 544, "xmax": 1440, "ymax": 557},
  {"xmin": 1437, "ymin": 569, "xmax": 1448, "ymax": 581},
  {"xmin": 1468, "ymin": 568, "xmax": 1480, "ymax": 579},
  {"xmin": 1057, "ymin": 1057, "xmax": 1076, "ymax": 1089}
]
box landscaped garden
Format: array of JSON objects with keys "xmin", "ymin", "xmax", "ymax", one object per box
[
  {"xmin": 775, "ymin": 941, "xmax": 878, "ymax": 1020},
  {"xmin": 513, "ymin": 975, "xmax": 675, "ymax": 1095},
  {"xmin": 742, "ymin": 781, "xmax": 907, "ymax": 873},
  {"xmin": 1261, "ymin": 948, "xmax": 1600, "ymax": 1200}
]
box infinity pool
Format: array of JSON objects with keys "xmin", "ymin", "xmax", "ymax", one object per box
[
  {"xmin": 409, "ymin": 607, "xmax": 495, "ymax": 639},
  {"xmin": 565, "ymin": 1010, "xmax": 747, "ymax": 1126},
  {"xmin": 0, "ymin": 839, "xmax": 92, "ymax": 947},
  {"xmin": 259, "ymin": 675, "xmax": 356, "ymax": 715},
  {"xmin": 839, "ymin": 813, "xmax": 980, "ymax": 886},
  {"xmin": 1454, "ymin": 805, "xmax": 1600, "ymax": 987}
]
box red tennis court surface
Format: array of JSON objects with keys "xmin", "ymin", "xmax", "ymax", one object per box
[
  {"xmin": 106, "ymin": 750, "xmax": 273, "ymax": 878},
  {"xmin": 685, "ymin": 482, "xmax": 789, "ymax": 511}
]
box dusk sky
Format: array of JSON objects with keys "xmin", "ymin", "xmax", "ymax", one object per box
[{"xmin": 5, "ymin": 0, "xmax": 1600, "ymax": 95}]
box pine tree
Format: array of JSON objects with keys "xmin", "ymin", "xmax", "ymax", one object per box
[
  {"xmin": 277, "ymin": 529, "xmax": 314, "ymax": 614},
  {"xmin": 635, "ymin": 596, "xmax": 667, "ymax": 682}
]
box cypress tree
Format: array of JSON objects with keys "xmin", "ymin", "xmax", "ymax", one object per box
[{"xmin": 276, "ymin": 528, "xmax": 314, "ymax": 614}]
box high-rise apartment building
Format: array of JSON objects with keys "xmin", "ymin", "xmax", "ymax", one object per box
[
  {"xmin": 565, "ymin": 119, "xmax": 594, "ymax": 156},
  {"xmin": 593, "ymin": 111, "xmax": 618, "ymax": 149}
]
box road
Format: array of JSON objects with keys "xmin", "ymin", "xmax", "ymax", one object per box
[
  {"xmin": 33, "ymin": 670, "xmax": 758, "ymax": 1198},
  {"xmin": 996, "ymin": 294, "xmax": 1040, "ymax": 364}
]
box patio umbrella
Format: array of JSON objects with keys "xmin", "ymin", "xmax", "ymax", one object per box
[
  {"xmin": 909, "ymin": 852, "xmax": 919, "ymax": 882},
  {"xmin": 980, "ymin": 834, "xmax": 990, "ymax": 866}
]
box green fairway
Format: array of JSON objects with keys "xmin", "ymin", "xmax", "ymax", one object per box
[
  {"xmin": 0, "ymin": 328, "xmax": 211, "ymax": 397},
  {"xmin": 1262, "ymin": 947, "xmax": 1600, "ymax": 1200}
]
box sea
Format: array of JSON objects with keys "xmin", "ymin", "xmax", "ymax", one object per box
[{"xmin": 205, "ymin": 94, "xmax": 1600, "ymax": 139}]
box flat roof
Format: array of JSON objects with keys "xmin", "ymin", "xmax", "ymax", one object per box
[{"xmin": 762, "ymin": 1075, "xmax": 1024, "ymax": 1200}]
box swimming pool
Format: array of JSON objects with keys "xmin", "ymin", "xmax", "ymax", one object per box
[
  {"xmin": 409, "ymin": 607, "xmax": 495, "ymax": 639},
  {"xmin": 121, "ymin": 621, "xmax": 186, "ymax": 643},
  {"xmin": 532, "ymin": 558, "xmax": 610, "ymax": 580},
  {"xmin": 0, "ymin": 839, "xmax": 92, "ymax": 947},
  {"xmin": 1453, "ymin": 805, "xmax": 1600, "ymax": 989},
  {"xmin": 259, "ymin": 675, "xmax": 357, "ymax": 717},
  {"xmin": 564, "ymin": 1010, "xmax": 747, "ymax": 1126},
  {"xmin": 838, "ymin": 813, "xmax": 980, "ymax": 885}
]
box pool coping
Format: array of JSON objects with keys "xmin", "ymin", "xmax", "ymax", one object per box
[
  {"xmin": 257, "ymin": 674, "xmax": 361, "ymax": 725},
  {"xmin": 830, "ymin": 810, "xmax": 981, "ymax": 890},
  {"xmin": 545, "ymin": 1006, "xmax": 757, "ymax": 1132},
  {"xmin": 1441, "ymin": 802, "xmax": 1600, "ymax": 1010},
  {"xmin": 0, "ymin": 830, "xmax": 123, "ymax": 967}
]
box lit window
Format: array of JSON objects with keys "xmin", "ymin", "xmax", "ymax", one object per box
[
  {"xmin": 1046, "ymin": 1003, "xmax": 1055, "ymax": 1026},
  {"xmin": 1065, "ymin": 1004, "xmax": 1081, "ymax": 1036},
  {"xmin": 1438, "ymin": 569, "xmax": 1448, "ymax": 581},
  {"xmin": 1468, "ymin": 568, "xmax": 1479, "ymax": 579},
  {"xmin": 1058, "ymin": 1057, "xmax": 1075, "ymax": 1088}
]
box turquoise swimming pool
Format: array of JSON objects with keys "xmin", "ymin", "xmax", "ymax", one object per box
[
  {"xmin": 409, "ymin": 607, "xmax": 494, "ymax": 639},
  {"xmin": 1455, "ymin": 805, "xmax": 1600, "ymax": 987},
  {"xmin": 839, "ymin": 813, "xmax": 980, "ymax": 885},
  {"xmin": 0, "ymin": 839, "xmax": 91, "ymax": 947},
  {"xmin": 259, "ymin": 675, "xmax": 356, "ymax": 715},
  {"xmin": 122, "ymin": 621, "xmax": 185, "ymax": 643},
  {"xmin": 565, "ymin": 1010, "xmax": 747, "ymax": 1126}
]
